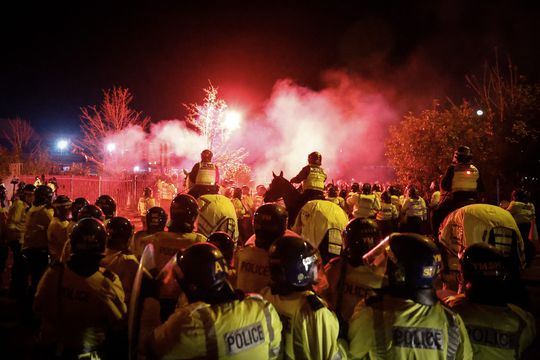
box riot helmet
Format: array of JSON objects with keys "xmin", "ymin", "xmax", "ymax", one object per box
[
  {"xmin": 453, "ymin": 145, "xmax": 472, "ymax": 164},
  {"xmin": 143, "ymin": 187, "xmax": 153, "ymax": 197},
  {"xmin": 22, "ymin": 184, "xmax": 36, "ymax": 204},
  {"xmin": 169, "ymin": 194, "xmax": 199, "ymax": 233},
  {"xmin": 342, "ymin": 218, "xmax": 381, "ymax": 267},
  {"xmin": 380, "ymin": 191, "xmax": 391, "ymax": 204},
  {"xmin": 52, "ymin": 195, "xmax": 72, "ymax": 219},
  {"xmin": 34, "ymin": 185, "xmax": 53, "ymax": 206},
  {"xmin": 460, "ymin": 243, "xmax": 517, "ymax": 305},
  {"xmin": 201, "ymin": 149, "xmax": 213, "ymax": 162},
  {"xmin": 176, "ymin": 242, "xmax": 230, "ymax": 303},
  {"xmin": 146, "ymin": 206, "xmax": 167, "ymax": 233},
  {"xmin": 362, "ymin": 183, "xmax": 372, "ymax": 195},
  {"xmin": 269, "ymin": 236, "xmax": 319, "ymax": 293},
  {"xmin": 208, "ymin": 232, "xmax": 235, "ymax": 266},
  {"xmin": 71, "ymin": 197, "xmax": 89, "ymax": 221},
  {"xmin": 70, "ymin": 217, "xmax": 107, "ymax": 257},
  {"xmin": 351, "ymin": 183, "xmax": 360, "ymax": 193},
  {"xmin": 407, "ymin": 185, "xmax": 419, "ymax": 199},
  {"xmin": 95, "ymin": 195, "xmax": 116, "ymax": 219},
  {"xmin": 253, "ymin": 204, "xmax": 288, "ymax": 250},
  {"xmin": 511, "ymin": 189, "xmax": 529, "ymax": 203},
  {"xmin": 363, "ymin": 233, "xmax": 441, "ymax": 291},
  {"xmin": 327, "ymin": 187, "xmax": 338, "ymax": 198},
  {"xmin": 372, "ymin": 183, "xmax": 382, "ymax": 193},
  {"xmin": 308, "ymin": 151, "xmax": 322, "ymax": 166},
  {"xmin": 78, "ymin": 204, "xmax": 105, "ymax": 221},
  {"xmin": 106, "ymin": 216, "xmax": 134, "ymax": 250}
]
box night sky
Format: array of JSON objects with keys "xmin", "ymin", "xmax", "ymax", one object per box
[{"xmin": 1, "ymin": 1, "xmax": 540, "ymax": 142}]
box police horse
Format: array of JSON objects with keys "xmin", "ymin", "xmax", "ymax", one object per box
[{"xmin": 264, "ymin": 171, "xmax": 348, "ymax": 263}]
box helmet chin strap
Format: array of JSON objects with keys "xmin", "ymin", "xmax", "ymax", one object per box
[
  {"xmin": 388, "ymin": 286, "xmax": 438, "ymax": 306},
  {"xmin": 182, "ymin": 280, "xmax": 238, "ymax": 305}
]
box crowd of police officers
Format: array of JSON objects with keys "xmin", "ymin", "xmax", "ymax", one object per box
[{"xmin": 0, "ymin": 146, "xmax": 537, "ymax": 359}]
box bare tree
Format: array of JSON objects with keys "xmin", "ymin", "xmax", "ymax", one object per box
[
  {"xmin": 79, "ymin": 86, "xmax": 150, "ymax": 160},
  {"xmin": 0, "ymin": 117, "xmax": 38, "ymax": 161}
]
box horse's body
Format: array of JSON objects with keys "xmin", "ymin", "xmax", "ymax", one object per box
[{"xmin": 264, "ymin": 172, "xmax": 348, "ymax": 263}]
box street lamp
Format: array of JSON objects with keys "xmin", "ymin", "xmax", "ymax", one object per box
[
  {"xmin": 57, "ymin": 139, "xmax": 69, "ymax": 151},
  {"xmin": 476, "ymin": 109, "xmax": 484, "ymax": 116},
  {"xmin": 106, "ymin": 143, "xmax": 116, "ymax": 153}
]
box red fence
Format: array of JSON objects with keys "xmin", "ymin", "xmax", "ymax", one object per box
[{"xmin": 17, "ymin": 175, "xmax": 161, "ymax": 210}]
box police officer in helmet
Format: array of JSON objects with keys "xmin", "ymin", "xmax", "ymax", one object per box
[
  {"xmin": 188, "ymin": 149, "xmax": 220, "ymax": 199},
  {"xmin": 95, "ymin": 194, "xmax": 117, "ymax": 220},
  {"xmin": 291, "ymin": 151, "xmax": 327, "ymax": 203},
  {"xmin": 324, "ymin": 219, "xmax": 382, "ymax": 332},
  {"xmin": 34, "ymin": 218, "xmax": 126, "ymax": 359},
  {"xmin": 349, "ymin": 233, "xmax": 473, "ymax": 359},
  {"xmin": 142, "ymin": 193, "xmax": 206, "ymax": 320},
  {"xmin": 235, "ymin": 204, "xmax": 290, "ymax": 293},
  {"xmin": 141, "ymin": 242, "xmax": 282, "ymax": 359},
  {"xmin": 433, "ymin": 145, "xmax": 485, "ymax": 239},
  {"xmin": 261, "ymin": 235, "xmax": 345, "ymax": 360},
  {"xmin": 132, "ymin": 206, "xmax": 167, "ymax": 258},
  {"xmin": 445, "ymin": 243, "xmax": 535, "ymax": 359}
]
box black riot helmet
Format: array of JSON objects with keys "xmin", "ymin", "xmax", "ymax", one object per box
[
  {"xmin": 453, "ymin": 145, "xmax": 472, "ymax": 164},
  {"xmin": 52, "ymin": 195, "xmax": 72, "ymax": 218},
  {"xmin": 511, "ymin": 188, "xmax": 529, "ymax": 203},
  {"xmin": 208, "ymin": 232, "xmax": 235, "ymax": 266},
  {"xmin": 269, "ymin": 236, "xmax": 319, "ymax": 293},
  {"xmin": 78, "ymin": 204, "xmax": 105, "ymax": 221},
  {"xmin": 34, "ymin": 185, "xmax": 53, "ymax": 206},
  {"xmin": 71, "ymin": 197, "xmax": 89, "ymax": 221},
  {"xmin": 143, "ymin": 187, "xmax": 153, "ymax": 197},
  {"xmin": 351, "ymin": 183, "xmax": 360, "ymax": 193},
  {"xmin": 176, "ymin": 242, "xmax": 230, "ymax": 303},
  {"xmin": 362, "ymin": 183, "xmax": 372, "ymax": 195},
  {"xmin": 106, "ymin": 216, "xmax": 134, "ymax": 250},
  {"xmin": 460, "ymin": 243, "xmax": 517, "ymax": 305},
  {"xmin": 253, "ymin": 204, "xmax": 288, "ymax": 250},
  {"xmin": 201, "ymin": 149, "xmax": 213, "ymax": 162},
  {"xmin": 372, "ymin": 183, "xmax": 382, "ymax": 193},
  {"xmin": 70, "ymin": 217, "xmax": 107, "ymax": 257},
  {"xmin": 364, "ymin": 233, "xmax": 441, "ymax": 291},
  {"xmin": 308, "ymin": 151, "xmax": 322, "ymax": 166},
  {"xmin": 342, "ymin": 219, "xmax": 381, "ymax": 267},
  {"xmin": 146, "ymin": 206, "xmax": 167, "ymax": 233},
  {"xmin": 95, "ymin": 195, "xmax": 116, "ymax": 219},
  {"xmin": 169, "ymin": 194, "xmax": 199, "ymax": 233}
]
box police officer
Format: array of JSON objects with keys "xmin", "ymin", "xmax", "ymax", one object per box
[
  {"xmin": 47, "ymin": 195, "xmax": 72, "ymax": 262},
  {"xmin": 261, "ymin": 235, "xmax": 346, "ymax": 360},
  {"xmin": 375, "ymin": 191, "xmax": 398, "ymax": 237},
  {"xmin": 433, "ymin": 146, "xmax": 485, "ymax": 238},
  {"xmin": 137, "ymin": 187, "xmax": 156, "ymax": 230},
  {"xmin": 23, "ymin": 185, "xmax": 54, "ymax": 300},
  {"xmin": 33, "ymin": 217, "xmax": 127, "ymax": 359},
  {"xmin": 95, "ymin": 194, "xmax": 117, "ymax": 220},
  {"xmin": 235, "ymin": 204, "xmax": 288, "ymax": 293},
  {"xmin": 208, "ymin": 231, "xmax": 235, "ymax": 268},
  {"xmin": 5, "ymin": 184, "xmax": 34, "ymax": 298},
  {"xmin": 141, "ymin": 242, "xmax": 282, "ymax": 359},
  {"xmin": 506, "ymin": 188, "xmax": 536, "ymax": 263},
  {"xmin": 142, "ymin": 193, "xmax": 207, "ymax": 319},
  {"xmin": 324, "ymin": 219, "xmax": 382, "ymax": 333},
  {"xmin": 400, "ymin": 185, "xmax": 427, "ymax": 234},
  {"xmin": 348, "ymin": 183, "xmax": 381, "ymax": 219},
  {"xmin": 188, "ymin": 149, "xmax": 220, "ymax": 199},
  {"xmin": 101, "ymin": 216, "xmax": 140, "ymax": 304},
  {"xmin": 290, "ymin": 151, "xmax": 327, "ymax": 203},
  {"xmin": 71, "ymin": 197, "xmax": 89, "ymax": 223},
  {"xmin": 445, "ymin": 243, "xmax": 535, "ymax": 359},
  {"xmin": 60, "ymin": 204, "xmax": 105, "ymax": 263},
  {"xmin": 349, "ymin": 233, "xmax": 473, "ymax": 359},
  {"xmin": 132, "ymin": 206, "xmax": 167, "ymax": 258}
]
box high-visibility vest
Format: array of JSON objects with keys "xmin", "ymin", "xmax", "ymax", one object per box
[
  {"xmin": 195, "ymin": 162, "xmax": 217, "ymax": 185},
  {"xmin": 235, "ymin": 246, "xmax": 271, "ymax": 293},
  {"xmin": 452, "ymin": 164, "xmax": 480, "ymax": 192},
  {"xmin": 304, "ymin": 166, "xmax": 326, "ymax": 191}
]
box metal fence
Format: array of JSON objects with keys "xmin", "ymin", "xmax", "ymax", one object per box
[{"xmin": 17, "ymin": 175, "xmax": 160, "ymax": 210}]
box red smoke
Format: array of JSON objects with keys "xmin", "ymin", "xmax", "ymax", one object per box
[{"xmin": 102, "ymin": 71, "xmax": 399, "ymax": 185}]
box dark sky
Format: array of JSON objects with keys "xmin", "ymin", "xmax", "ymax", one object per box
[{"xmin": 1, "ymin": 1, "xmax": 540, "ymax": 141}]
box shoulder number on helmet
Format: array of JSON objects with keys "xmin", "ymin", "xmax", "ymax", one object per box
[
  {"xmin": 224, "ymin": 322, "xmax": 265, "ymax": 355},
  {"xmin": 393, "ymin": 326, "xmax": 444, "ymax": 350}
]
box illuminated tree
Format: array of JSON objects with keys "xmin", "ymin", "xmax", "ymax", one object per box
[
  {"xmin": 185, "ymin": 83, "xmax": 251, "ymax": 183},
  {"xmin": 79, "ymin": 86, "xmax": 150, "ymax": 161},
  {"xmin": 386, "ymin": 101, "xmax": 493, "ymax": 191},
  {"xmin": 0, "ymin": 117, "xmax": 38, "ymax": 161}
]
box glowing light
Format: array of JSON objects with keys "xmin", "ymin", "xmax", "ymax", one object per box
[
  {"xmin": 133, "ymin": 165, "xmax": 140, "ymax": 172},
  {"xmin": 476, "ymin": 109, "xmax": 484, "ymax": 116},
  {"xmin": 57, "ymin": 139, "xmax": 69, "ymax": 150},
  {"xmin": 106, "ymin": 143, "xmax": 116, "ymax": 153},
  {"xmin": 466, "ymin": 170, "xmax": 471, "ymax": 175},
  {"xmin": 223, "ymin": 110, "xmax": 243, "ymax": 131}
]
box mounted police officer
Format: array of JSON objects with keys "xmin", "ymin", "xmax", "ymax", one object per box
[
  {"xmin": 291, "ymin": 151, "xmax": 327, "ymax": 203},
  {"xmin": 188, "ymin": 149, "xmax": 220, "ymax": 199}
]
